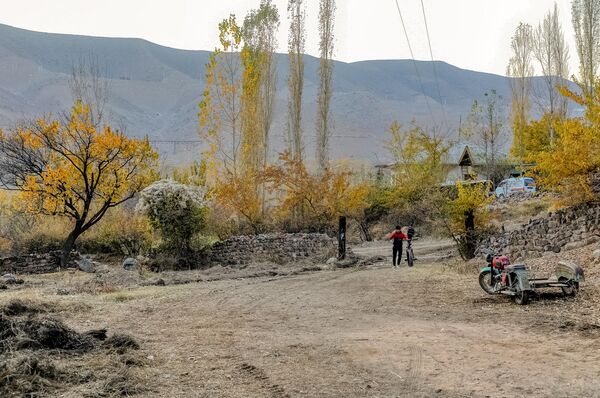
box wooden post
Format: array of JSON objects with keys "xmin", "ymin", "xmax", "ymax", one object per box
[{"xmin": 338, "ymin": 216, "xmax": 347, "ymax": 260}]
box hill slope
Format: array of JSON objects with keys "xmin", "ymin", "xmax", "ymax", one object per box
[{"xmin": 0, "ymin": 23, "xmax": 553, "ymax": 164}]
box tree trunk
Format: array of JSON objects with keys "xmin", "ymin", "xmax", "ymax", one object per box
[
  {"xmin": 463, "ymin": 209, "xmax": 476, "ymax": 260},
  {"xmin": 61, "ymin": 228, "xmax": 81, "ymax": 268}
]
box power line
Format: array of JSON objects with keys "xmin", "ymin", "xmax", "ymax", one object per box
[
  {"xmin": 394, "ymin": 0, "xmax": 437, "ymax": 126},
  {"xmin": 420, "ymin": 0, "xmax": 449, "ymax": 127}
]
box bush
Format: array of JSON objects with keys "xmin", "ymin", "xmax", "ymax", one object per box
[
  {"xmin": 78, "ymin": 207, "xmax": 155, "ymax": 256},
  {"xmin": 11, "ymin": 218, "xmax": 69, "ymax": 254},
  {"xmin": 136, "ymin": 180, "xmax": 209, "ymax": 251}
]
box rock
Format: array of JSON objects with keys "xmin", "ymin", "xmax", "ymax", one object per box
[
  {"xmin": 3, "ymin": 273, "xmax": 24, "ymax": 285},
  {"xmin": 140, "ymin": 278, "xmax": 165, "ymax": 287},
  {"xmin": 56, "ymin": 288, "xmax": 72, "ymax": 295},
  {"xmin": 594, "ymin": 249, "xmax": 600, "ymax": 258},
  {"xmin": 326, "ymin": 257, "xmax": 337, "ymax": 265},
  {"xmin": 563, "ymin": 241, "xmax": 587, "ymax": 252},
  {"xmin": 76, "ymin": 257, "xmax": 95, "ymax": 273},
  {"xmin": 136, "ymin": 255, "xmax": 149, "ymax": 264},
  {"xmin": 122, "ymin": 257, "xmax": 139, "ymax": 271},
  {"xmin": 335, "ymin": 258, "xmax": 359, "ymax": 268}
]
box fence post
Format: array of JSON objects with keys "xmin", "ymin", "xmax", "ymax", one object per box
[{"xmin": 338, "ymin": 216, "xmax": 347, "ymax": 260}]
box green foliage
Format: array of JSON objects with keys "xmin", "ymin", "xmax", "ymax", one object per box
[
  {"xmin": 445, "ymin": 182, "xmax": 494, "ymax": 260},
  {"xmin": 383, "ymin": 122, "xmax": 451, "ymax": 227},
  {"xmin": 137, "ymin": 180, "xmax": 209, "ymax": 251}
]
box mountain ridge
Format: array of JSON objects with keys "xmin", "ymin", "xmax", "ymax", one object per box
[{"xmin": 0, "ymin": 22, "xmax": 549, "ymax": 164}]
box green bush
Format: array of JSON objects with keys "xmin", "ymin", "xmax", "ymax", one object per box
[{"xmin": 136, "ymin": 180, "xmax": 209, "ymax": 251}]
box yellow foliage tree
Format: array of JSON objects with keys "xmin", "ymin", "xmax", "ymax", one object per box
[
  {"xmin": 531, "ymin": 85, "xmax": 600, "ymax": 205},
  {"xmin": 264, "ymin": 152, "xmax": 369, "ymax": 232},
  {"xmin": 214, "ymin": 172, "xmax": 263, "ymax": 233},
  {"xmin": 446, "ymin": 182, "xmax": 493, "ymax": 260},
  {"xmin": 0, "ymin": 102, "xmax": 158, "ymax": 265},
  {"xmin": 384, "ymin": 122, "xmax": 451, "ymax": 222}
]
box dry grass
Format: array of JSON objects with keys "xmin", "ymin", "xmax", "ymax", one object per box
[{"xmin": 0, "ymin": 298, "xmax": 150, "ymax": 398}]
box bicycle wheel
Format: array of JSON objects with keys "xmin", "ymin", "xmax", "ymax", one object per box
[{"xmin": 407, "ymin": 248, "xmax": 414, "ymax": 267}]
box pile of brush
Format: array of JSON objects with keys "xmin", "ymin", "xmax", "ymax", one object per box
[{"xmin": 0, "ymin": 299, "xmax": 148, "ymax": 397}]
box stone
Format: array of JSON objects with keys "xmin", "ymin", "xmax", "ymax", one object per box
[
  {"xmin": 122, "ymin": 257, "xmax": 139, "ymax": 271},
  {"xmin": 326, "ymin": 257, "xmax": 337, "ymax": 265},
  {"xmin": 140, "ymin": 278, "xmax": 166, "ymax": 286},
  {"xmin": 56, "ymin": 288, "xmax": 72, "ymax": 295},
  {"xmin": 563, "ymin": 241, "xmax": 586, "ymax": 251},
  {"xmin": 593, "ymin": 249, "xmax": 600, "ymax": 258},
  {"xmin": 2, "ymin": 273, "xmax": 16, "ymax": 281},
  {"xmin": 76, "ymin": 257, "xmax": 95, "ymax": 273}
]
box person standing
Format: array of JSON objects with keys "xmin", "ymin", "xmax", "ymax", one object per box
[{"xmin": 387, "ymin": 225, "xmax": 408, "ymax": 267}]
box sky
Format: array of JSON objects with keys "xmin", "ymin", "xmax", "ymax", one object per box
[{"xmin": 0, "ymin": 0, "xmax": 579, "ymax": 76}]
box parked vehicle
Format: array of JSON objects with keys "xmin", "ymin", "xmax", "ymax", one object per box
[
  {"xmin": 495, "ymin": 177, "xmax": 536, "ymax": 198},
  {"xmin": 479, "ymin": 253, "xmax": 584, "ymax": 305}
]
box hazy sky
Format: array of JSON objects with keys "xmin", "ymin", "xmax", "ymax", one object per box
[{"xmin": 0, "ymin": 0, "xmax": 579, "ymax": 76}]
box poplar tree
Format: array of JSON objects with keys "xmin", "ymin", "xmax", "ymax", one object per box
[
  {"xmin": 572, "ymin": 0, "xmax": 600, "ymax": 96},
  {"xmin": 287, "ymin": 0, "xmax": 306, "ymax": 163},
  {"xmin": 316, "ymin": 0, "xmax": 336, "ymax": 174},
  {"xmin": 507, "ymin": 23, "xmax": 533, "ymax": 160}
]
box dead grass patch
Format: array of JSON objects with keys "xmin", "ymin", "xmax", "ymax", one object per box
[{"xmin": 0, "ymin": 299, "xmax": 149, "ymax": 397}]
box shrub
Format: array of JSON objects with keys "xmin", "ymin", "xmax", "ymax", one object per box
[
  {"xmin": 136, "ymin": 180, "xmax": 209, "ymax": 251},
  {"xmin": 78, "ymin": 207, "xmax": 155, "ymax": 256}
]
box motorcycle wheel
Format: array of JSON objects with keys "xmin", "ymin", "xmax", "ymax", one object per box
[
  {"xmin": 478, "ymin": 270, "xmax": 495, "ymax": 294},
  {"xmin": 513, "ymin": 290, "xmax": 529, "ymax": 305},
  {"xmin": 407, "ymin": 249, "xmax": 414, "ymax": 267},
  {"xmin": 561, "ymin": 280, "xmax": 578, "ymax": 297}
]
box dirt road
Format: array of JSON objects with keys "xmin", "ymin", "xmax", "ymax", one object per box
[{"xmin": 4, "ymin": 242, "xmax": 600, "ymax": 397}]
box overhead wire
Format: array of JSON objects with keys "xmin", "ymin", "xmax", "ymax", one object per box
[
  {"xmin": 394, "ymin": 0, "xmax": 437, "ymax": 126},
  {"xmin": 420, "ymin": 0, "xmax": 449, "ymax": 128}
]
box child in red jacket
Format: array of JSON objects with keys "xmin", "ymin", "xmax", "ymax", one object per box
[{"xmin": 388, "ymin": 225, "xmax": 408, "ymax": 267}]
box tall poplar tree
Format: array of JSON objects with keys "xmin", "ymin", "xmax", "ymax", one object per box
[
  {"xmin": 287, "ymin": 0, "xmax": 306, "ymax": 162},
  {"xmin": 316, "ymin": 0, "xmax": 336, "ymax": 174},
  {"xmin": 572, "ymin": 0, "xmax": 600, "ymax": 96},
  {"xmin": 507, "ymin": 23, "xmax": 533, "ymax": 161}
]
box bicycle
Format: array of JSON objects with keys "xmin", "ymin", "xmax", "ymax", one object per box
[{"xmin": 405, "ymin": 227, "xmax": 415, "ymax": 267}]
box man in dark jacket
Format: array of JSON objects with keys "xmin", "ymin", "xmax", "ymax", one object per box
[{"xmin": 388, "ymin": 225, "xmax": 408, "ymax": 267}]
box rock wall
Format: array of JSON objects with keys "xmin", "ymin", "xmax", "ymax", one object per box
[
  {"xmin": 209, "ymin": 233, "xmax": 336, "ymax": 266},
  {"xmin": 480, "ymin": 203, "xmax": 600, "ymax": 260},
  {"xmin": 0, "ymin": 251, "xmax": 81, "ymax": 274}
]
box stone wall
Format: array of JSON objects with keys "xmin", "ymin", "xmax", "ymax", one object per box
[
  {"xmin": 480, "ymin": 203, "xmax": 600, "ymax": 260},
  {"xmin": 208, "ymin": 233, "xmax": 336, "ymax": 266},
  {"xmin": 0, "ymin": 251, "xmax": 81, "ymax": 275}
]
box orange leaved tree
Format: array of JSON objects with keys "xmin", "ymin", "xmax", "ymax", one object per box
[
  {"xmin": 264, "ymin": 152, "xmax": 369, "ymax": 232},
  {"xmin": 0, "ymin": 102, "xmax": 158, "ymax": 266}
]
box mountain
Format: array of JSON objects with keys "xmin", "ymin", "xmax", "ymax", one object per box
[{"xmin": 0, "ymin": 23, "xmax": 560, "ymax": 164}]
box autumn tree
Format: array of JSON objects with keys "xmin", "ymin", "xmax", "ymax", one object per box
[
  {"xmin": 243, "ymin": 1, "xmax": 280, "ymax": 175},
  {"xmin": 572, "ymin": 0, "xmax": 600, "ymax": 96},
  {"xmin": 530, "ymin": 83, "xmax": 600, "ymax": 205},
  {"xmin": 316, "ymin": 0, "xmax": 336, "ymax": 174},
  {"xmin": 445, "ymin": 182, "xmax": 493, "ymax": 260},
  {"xmin": 264, "ymin": 152, "xmax": 369, "ymax": 232},
  {"xmin": 199, "ymin": 15, "xmax": 243, "ymax": 178},
  {"xmin": 287, "ymin": 0, "xmax": 306, "ymax": 162},
  {"xmin": 384, "ymin": 121, "xmax": 451, "ymax": 226},
  {"xmin": 507, "ymin": 22, "xmax": 533, "ymax": 160},
  {"xmin": 70, "ymin": 56, "xmax": 110, "ymax": 127},
  {"xmin": 533, "ymin": 4, "xmax": 570, "ymax": 120},
  {"xmin": 0, "ymin": 102, "xmax": 157, "ymax": 266},
  {"xmin": 462, "ymin": 91, "xmax": 507, "ymax": 183},
  {"xmin": 241, "ymin": 1, "xmax": 281, "ymax": 218}
]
